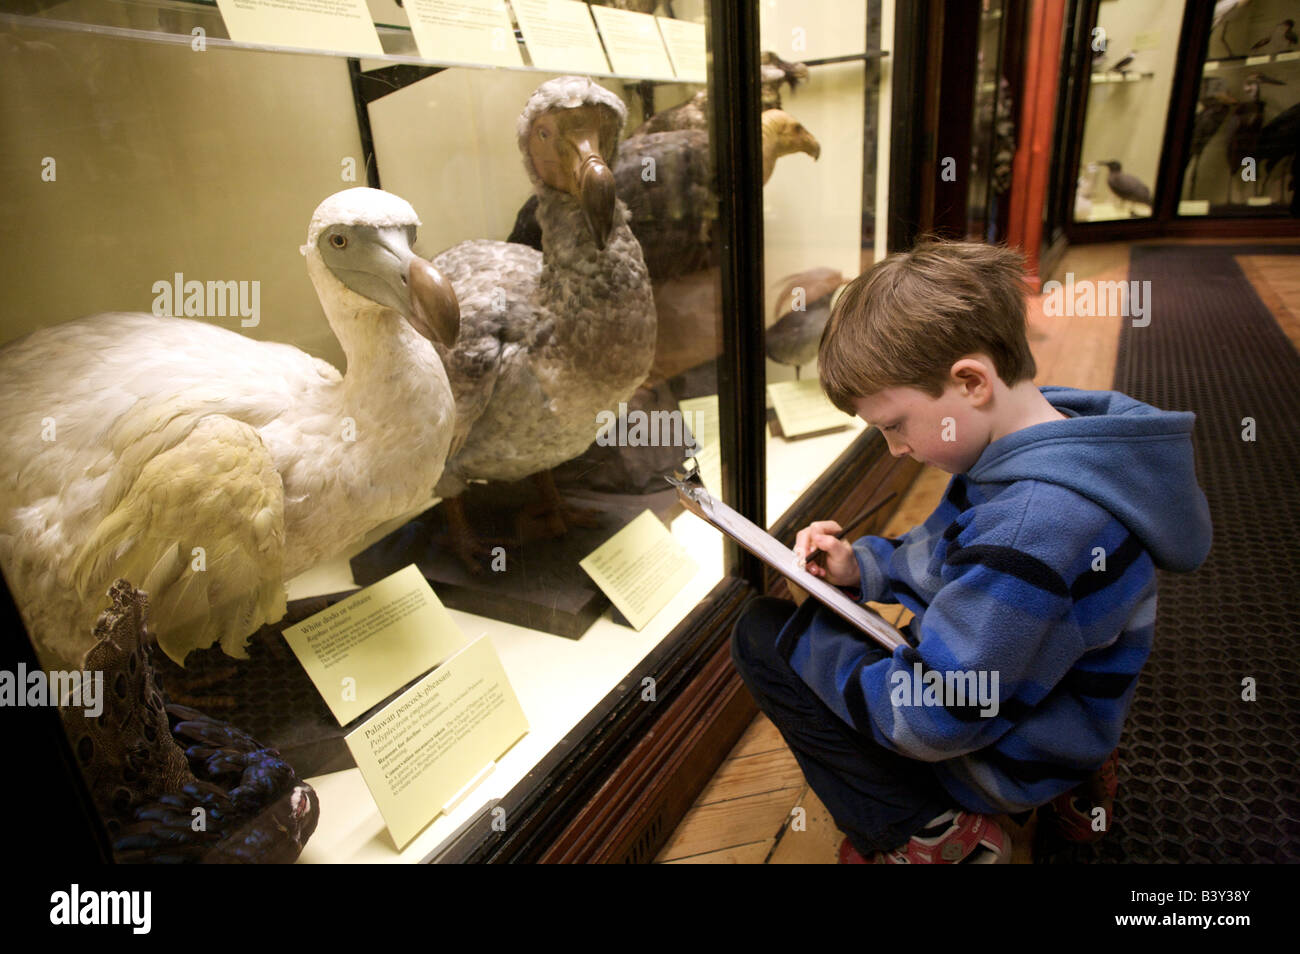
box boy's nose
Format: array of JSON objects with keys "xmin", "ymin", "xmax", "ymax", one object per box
[{"xmin": 885, "ymin": 435, "xmax": 910, "ymax": 457}]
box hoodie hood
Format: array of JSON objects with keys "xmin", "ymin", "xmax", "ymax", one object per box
[{"xmin": 967, "ymin": 386, "xmax": 1212, "ymax": 572}]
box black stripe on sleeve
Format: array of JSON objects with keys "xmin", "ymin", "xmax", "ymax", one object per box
[
  {"xmin": 1070, "ymin": 533, "xmax": 1145, "ymax": 602},
  {"xmin": 945, "ymin": 543, "xmax": 1070, "ymax": 597}
]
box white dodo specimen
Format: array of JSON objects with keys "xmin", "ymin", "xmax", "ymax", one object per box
[
  {"xmin": 0, "ymin": 188, "xmax": 460, "ymax": 670},
  {"xmin": 431, "ymin": 76, "xmax": 656, "ymax": 567}
]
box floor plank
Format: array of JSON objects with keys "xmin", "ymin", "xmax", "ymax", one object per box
[
  {"xmin": 655, "ymin": 786, "xmax": 803, "ymax": 862},
  {"xmin": 660, "ymin": 841, "xmax": 773, "ymax": 864},
  {"xmin": 692, "ymin": 748, "xmax": 807, "ymax": 806},
  {"xmin": 767, "ymin": 786, "xmax": 843, "ymax": 864},
  {"xmin": 1236, "ymin": 254, "xmax": 1300, "ymax": 355}
]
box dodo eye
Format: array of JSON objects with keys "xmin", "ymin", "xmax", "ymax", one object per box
[
  {"xmin": 538, "ymin": 127, "xmax": 549, "ymax": 140},
  {"xmin": 329, "ymin": 233, "xmax": 347, "ymax": 249}
]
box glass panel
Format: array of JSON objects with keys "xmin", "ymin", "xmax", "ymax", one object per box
[
  {"xmin": 1178, "ymin": 0, "xmax": 1300, "ymax": 217},
  {"xmin": 0, "ymin": 0, "xmax": 729, "ymax": 863},
  {"xmin": 968, "ymin": 0, "xmax": 1013, "ymax": 242},
  {"xmin": 757, "ymin": 0, "xmax": 890, "ymax": 527},
  {"xmin": 1073, "ymin": 0, "xmax": 1188, "ymax": 222}
]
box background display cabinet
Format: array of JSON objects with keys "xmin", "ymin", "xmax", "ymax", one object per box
[
  {"xmin": 1049, "ymin": 0, "xmax": 1300, "ymax": 243},
  {"xmin": 0, "ymin": 0, "xmax": 920, "ymax": 864}
]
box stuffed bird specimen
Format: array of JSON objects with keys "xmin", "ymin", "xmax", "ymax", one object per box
[
  {"xmin": 766, "ymin": 268, "xmax": 844, "ymax": 379},
  {"xmin": 1213, "ymin": 0, "xmax": 1253, "ymax": 56},
  {"xmin": 0, "ymin": 188, "xmax": 460, "ymax": 669},
  {"xmin": 429, "ymin": 76, "xmax": 656, "ymax": 564},
  {"xmin": 63, "ymin": 580, "xmax": 320, "ymax": 863},
  {"xmin": 1224, "ymin": 73, "xmax": 1287, "ymax": 202},
  {"xmin": 1101, "ymin": 160, "xmax": 1152, "ymax": 214},
  {"xmin": 508, "ymin": 110, "xmax": 820, "ymax": 280},
  {"xmin": 630, "ymin": 51, "xmax": 809, "ymax": 136}
]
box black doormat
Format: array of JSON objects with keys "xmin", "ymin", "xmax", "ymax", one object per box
[{"xmin": 1038, "ymin": 244, "xmax": 1300, "ymax": 863}]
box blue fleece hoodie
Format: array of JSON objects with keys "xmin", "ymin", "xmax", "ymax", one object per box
[{"xmin": 775, "ymin": 385, "xmax": 1213, "ymax": 813}]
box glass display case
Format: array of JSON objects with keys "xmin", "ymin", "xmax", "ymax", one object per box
[
  {"xmin": 0, "ymin": 0, "xmax": 915, "ymax": 864},
  {"xmin": 756, "ymin": 0, "xmax": 893, "ymax": 527},
  {"xmin": 1072, "ymin": 0, "xmax": 1187, "ymax": 223},
  {"xmin": 1049, "ymin": 0, "xmax": 1300, "ymax": 243},
  {"xmin": 1178, "ymin": 0, "xmax": 1300, "ymax": 218}
]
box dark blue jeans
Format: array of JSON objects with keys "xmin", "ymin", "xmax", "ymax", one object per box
[{"xmin": 730, "ymin": 595, "xmax": 954, "ymax": 856}]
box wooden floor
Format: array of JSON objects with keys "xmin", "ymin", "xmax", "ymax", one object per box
[{"xmin": 655, "ymin": 237, "xmax": 1300, "ymax": 864}]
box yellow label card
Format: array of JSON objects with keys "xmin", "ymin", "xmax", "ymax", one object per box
[
  {"xmin": 677, "ymin": 394, "xmax": 722, "ymax": 494},
  {"xmin": 656, "ymin": 17, "xmax": 707, "ymax": 83},
  {"xmin": 213, "ymin": 0, "xmax": 383, "ymax": 56},
  {"xmin": 768, "ymin": 378, "xmax": 854, "ymax": 438},
  {"xmin": 589, "ymin": 6, "xmax": 675, "ymax": 80},
  {"xmin": 509, "ymin": 0, "xmax": 610, "ymax": 73},
  {"xmin": 345, "ymin": 634, "xmax": 528, "ymax": 850},
  {"xmin": 281, "ymin": 564, "xmax": 466, "ymax": 726},
  {"xmin": 580, "ymin": 510, "xmax": 698, "ymax": 631},
  {"xmin": 404, "ymin": 0, "xmax": 523, "ymax": 67}
]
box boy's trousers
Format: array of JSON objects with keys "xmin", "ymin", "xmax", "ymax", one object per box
[{"xmin": 730, "ymin": 595, "xmax": 955, "ymax": 856}]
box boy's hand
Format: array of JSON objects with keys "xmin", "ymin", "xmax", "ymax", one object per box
[{"xmin": 794, "ymin": 521, "xmax": 861, "ymax": 589}]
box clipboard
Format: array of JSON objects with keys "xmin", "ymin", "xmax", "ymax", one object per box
[{"xmin": 666, "ymin": 461, "xmax": 907, "ymax": 653}]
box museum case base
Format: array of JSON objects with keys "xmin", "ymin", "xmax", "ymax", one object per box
[{"xmin": 350, "ymin": 481, "xmax": 684, "ymax": 638}]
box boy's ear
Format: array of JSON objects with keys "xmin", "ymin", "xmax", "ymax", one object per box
[{"xmin": 950, "ymin": 357, "xmax": 995, "ymax": 402}]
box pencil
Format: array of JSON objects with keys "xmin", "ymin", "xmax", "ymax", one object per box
[{"xmin": 803, "ymin": 491, "xmax": 899, "ymax": 569}]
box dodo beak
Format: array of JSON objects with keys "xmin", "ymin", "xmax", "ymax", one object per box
[
  {"xmin": 569, "ymin": 141, "xmax": 616, "ymax": 251},
  {"xmin": 405, "ymin": 256, "xmax": 460, "ymax": 347}
]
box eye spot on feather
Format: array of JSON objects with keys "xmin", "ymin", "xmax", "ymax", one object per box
[{"xmin": 77, "ymin": 735, "xmax": 94, "ymax": 764}]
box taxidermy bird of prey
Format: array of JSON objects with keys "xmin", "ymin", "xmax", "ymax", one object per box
[
  {"xmin": 508, "ymin": 110, "xmax": 820, "ymax": 281},
  {"xmin": 630, "ymin": 51, "xmax": 809, "ymax": 136},
  {"xmin": 1101, "ymin": 160, "xmax": 1152, "ymax": 214},
  {"xmin": 0, "ymin": 188, "xmax": 460, "ymax": 670},
  {"xmin": 429, "ymin": 76, "xmax": 657, "ymax": 565}
]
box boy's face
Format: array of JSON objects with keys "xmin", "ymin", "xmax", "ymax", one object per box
[{"xmin": 851, "ymin": 380, "xmax": 990, "ymax": 475}]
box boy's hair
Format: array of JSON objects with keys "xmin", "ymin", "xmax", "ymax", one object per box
[{"xmin": 818, "ymin": 238, "xmax": 1037, "ymax": 415}]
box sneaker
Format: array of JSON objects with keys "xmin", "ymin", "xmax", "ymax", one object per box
[
  {"xmin": 1043, "ymin": 748, "xmax": 1119, "ymax": 844},
  {"xmin": 838, "ymin": 810, "xmax": 1010, "ymax": 864}
]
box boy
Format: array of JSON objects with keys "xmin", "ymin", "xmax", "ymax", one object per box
[{"xmin": 731, "ymin": 239, "xmax": 1211, "ymax": 863}]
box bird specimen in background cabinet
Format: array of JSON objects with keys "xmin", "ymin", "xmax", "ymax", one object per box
[
  {"xmin": 1213, "ymin": 0, "xmax": 1253, "ymax": 57},
  {"xmin": 1101, "ymin": 160, "xmax": 1152, "ymax": 215},
  {"xmin": 1107, "ymin": 49, "xmax": 1139, "ymax": 75},
  {"xmin": 1189, "ymin": 78, "xmax": 1238, "ymax": 195},
  {"xmin": 1223, "ymin": 72, "xmax": 1287, "ymax": 203},
  {"xmin": 630, "ymin": 50, "xmax": 809, "ymax": 136},
  {"xmin": 0, "ymin": 188, "xmax": 460, "ymax": 670},
  {"xmin": 1256, "ymin": 101, "xmax": 1300, "ymax": 212},
  {"xmin": 1250, "ymin": 19, "xmax": 1297, "ymax": 54},
  {"xmin": 429, "ymin": 76, "xmax": 657, "ymax": 571}
]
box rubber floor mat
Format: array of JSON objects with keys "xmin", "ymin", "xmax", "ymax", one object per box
[{"xmin": 1038, "ymin": 245, "xmax": 1300, "ymax": 863}]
